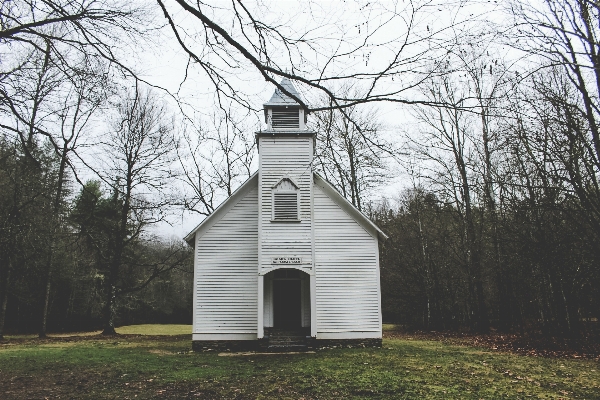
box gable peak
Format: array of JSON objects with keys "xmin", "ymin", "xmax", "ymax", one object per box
[{"xmin": 272, "ymin": 176, "xmax": 300, "ymax": 190}]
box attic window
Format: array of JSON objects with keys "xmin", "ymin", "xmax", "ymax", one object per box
[
  {"xmin": 273, "ymin": 193, "xmax": 299, "ymax": 220},
  {"xmin": 272, "ymin": 177, "xmax": 300, "ymax": 221},
  {"xmin": 272, "ymin": 108, "xmax": 299, "ymax": 129}
]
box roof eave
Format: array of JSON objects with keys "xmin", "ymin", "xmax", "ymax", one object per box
[
  {"xmin": 314, "ymin": 173, "xmax": 389, "ymax": 241},
  {"xmin": 183, "ymin": 172, "xmax": 259, "ymax": 247},
  {"xmin": 255, "ymin": 129, "xmax": 316, "ymax": 136}
]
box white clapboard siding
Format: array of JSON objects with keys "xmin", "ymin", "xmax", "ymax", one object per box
[
  {"xmin": 313, "ymin": 182, "xmax": 381, "ymax": 334},
  {"xmin": 301, "ymin": 274, "xmax": 311, "ymax": 327},
  {"xmin": 194, "ymin": 186, "xmax": 258, "ymax": 334},
  {"xmin": 263, "ymin": 275, "xmax": 273, "ymax": 328},
  {"xmin": 259, "ymin": 136, "xmax": 313, "ymax": 271}
]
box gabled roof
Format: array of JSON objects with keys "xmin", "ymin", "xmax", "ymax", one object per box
[
  {"xmin": 184, "ymin": 172, "xmax": 388, "ymax": 246},
  {"xmin": 263, "ymin": 78, "xmax": 306, "ymax": 107},
  {"xmin": 313, "ymin": 173, "xmax": 388, "ymax": 241},
  {"xmin": 184, "ymin": 173, "xmax": 258, "ymax": 246}
]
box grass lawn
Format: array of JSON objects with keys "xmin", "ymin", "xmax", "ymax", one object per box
[
  {"xmin": 115, "ymin": 324, "xmax": 191, "ymax": 335},
  {"xmin": 3, "ymin": 324, "xmax": 191, "ymax": 339},
  {"xmin": 0, "ymin": 325, "xmax": 598, "ymax": 399}
]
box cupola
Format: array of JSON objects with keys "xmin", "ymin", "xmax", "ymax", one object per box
[{"xmin": 263, "ymin": 78, "xmax": 307, "ymax": 130}]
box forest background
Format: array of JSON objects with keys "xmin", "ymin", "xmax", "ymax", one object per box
[{"xmin": 0, "ymin": 0, "xmax": 598, "ymax": 340}]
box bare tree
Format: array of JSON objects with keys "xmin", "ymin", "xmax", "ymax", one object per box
[
  {"xmin": 412, "ymin": 73, "xmax": 489, "ymax": 332},
  {"xmin": 94, "ymin": 86, "xmax": 180, "ymax": 335},
  {"xmin": 512, "ymin": 0, "xmax": 600, "ymax": 224},
  {"xmin": 179, "ymin": 112, "xmax": 255, "ymax": 216},
  {"xmin": 312, "ymin": 87, "xmax": 391, "ymax": 210},
  {"xmin": 38, "ymin": 56, "xmax": 110, "ymax": 338},
  {"xmin": 155, "ymin": 0, "xmax": 487, "ymax": 113},
  {"xmin": 0, "ymin": 0, "xmax": 146, "ymax": 76},
  {"xmin": 447, "ymin": 45, "xmax": 516, "ymax": 331},
  {"xmin": 500, "ymin": 63, "xmax": 600, "ymax": 334},
  {"xmin": 505, "ymin": 0, "xmax": 600, "ymax": 334}
]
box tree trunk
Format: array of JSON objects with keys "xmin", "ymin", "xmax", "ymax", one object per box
[
  {"xmin": 39, "ymin": 144, "xmax": 68, "ymax": 338},
  {"xmin": 39, "ymin": 267, "xmax": 51, "ymax": 338},
  {"xmin": 101, "ymin": 175, "xmax": 131, "ymax": 336},
  {"xmin": 102, "ymin": 229, "xmax": 122, "ymax": 336},
  {"xmin": 101, "ymin": 279, "xmax": 117, "ymax": 335},
  {"xmin": 0, "ymin": 265, "xmax": 10, "ymax": 340},
  {"xmin": 455, "ymin": 133, "xmax": 489, "ymax": 333}
]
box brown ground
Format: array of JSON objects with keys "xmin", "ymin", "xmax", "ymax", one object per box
[{"xmin": 383, "ymin": 329, "xmax": 600, "ymax": 361}]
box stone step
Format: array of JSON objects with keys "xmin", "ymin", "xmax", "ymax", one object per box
[
  {"xmin": 269, "ymin": 336, "xmax": 306, "ymax": 341},
  {"xmin": 267, "ymin": 344, "xmax": 308, "ymax": 352},
  {"xmin": 268, "ymin": 340, "xmax": 306, "ymax": 345},
  {"xmin": 270, "ymin": 332, "xmax": 305, "ymax": 336},
  {"xmin": 264, "ymin": 328, "xmax": 310, "ymax": 351},
  {"xmin": 268, "ymin": 335, "xmax": 306, "ymax": 339}
]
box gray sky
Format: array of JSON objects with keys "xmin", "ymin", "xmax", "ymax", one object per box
[{"xmin": 98, "ymin": 0, "xmax": 507, "ymax": 239}]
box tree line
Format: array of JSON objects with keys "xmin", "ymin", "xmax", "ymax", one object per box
[
  {"xmin": 0, "ymin": 88, "xmax": 192, "ymax": 337},
  {"xmin": 369, "ymin": 1, "xmax": 600, "ymax": 337}
]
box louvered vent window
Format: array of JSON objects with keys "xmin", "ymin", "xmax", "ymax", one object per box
[
  {"xmin": 273, "ymin": 192, "xmax": 299, "ymax": 220},
  {"xmin": 272, "ymin": 108, "xmax": 299, "ymax": 129}
]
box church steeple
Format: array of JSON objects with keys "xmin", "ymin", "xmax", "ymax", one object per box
[{"xmin": 263, "ymin": 78, "xmax": 307, "ymax": 130}]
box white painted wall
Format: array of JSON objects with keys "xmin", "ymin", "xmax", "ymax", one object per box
[
  {"xmin": 191, "ymin": 132, "xmax": 383, "ymax": 341},
  {"xmin": 193, "ymin": 185, "xmax": 258, "ymax": 339},
  {"xmin": 313, "ymin": 182, "xmax": 382, "ymax": 337},
  {"xmin": 263, "ymin": 274, "xmax": 273, "ymax": 328},
  {"xmin": 301, "ymin": 273, "xmax": 311, "ymax": 327},
  {"xmin": 258, "ymin": 136, "xmax": 314, "ymax": 275}
]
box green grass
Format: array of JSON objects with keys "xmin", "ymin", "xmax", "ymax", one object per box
[
  {"xmin": 116, "ymin": 324, "xmax": 191, "ymax": 335},
  {"xmin": 382, "ymin": 323, "xmax": 402, "ymax": 331},
  {"xmin": 0, "ymin": 325, "xmax": 598, "ymax": 399},
  {"xmin": 4, "ymin": 324, "xmax": 192, "ymax": 339}
]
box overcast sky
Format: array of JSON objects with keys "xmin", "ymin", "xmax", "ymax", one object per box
[{"xmin": 109, "ymin": 0, "xmax": 507, "ymax": 239}]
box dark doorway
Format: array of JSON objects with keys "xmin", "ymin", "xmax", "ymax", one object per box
[{"xmin": 273, "ymin": 279, "xmax": 301, "ymax": 328}]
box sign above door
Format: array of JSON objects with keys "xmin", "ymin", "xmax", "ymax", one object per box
[{"xmin": 272, "ymin": 257, "xmax": 302, "ymax": 264}]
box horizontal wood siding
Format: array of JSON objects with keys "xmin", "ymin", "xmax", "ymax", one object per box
[
  {"xmin": 194, "ymin": 187, "xmax": 258, "ymax": 334},
  {"xmin": 263, "ymin": 275, "xmax": 273, "ymax": 328},
  {"xmin": 259, "ymin": 137, "xmax": 313, "ymax": 272},
  {"xmin": 302, "ymin": 274, "xmax": 311, "ymax": 327},
  {"xmin": 314, "ymin": 184, "xmax": 381, "ymax": 333}
]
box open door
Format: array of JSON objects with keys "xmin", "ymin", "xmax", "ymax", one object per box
[{"xmin": 273, "ymin": 279, "xmax": 301, "ymax": 328}]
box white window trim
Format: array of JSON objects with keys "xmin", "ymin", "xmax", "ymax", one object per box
[{"xmin": 271, "ymin": 176, "xmax": 300, "ymax": 190}]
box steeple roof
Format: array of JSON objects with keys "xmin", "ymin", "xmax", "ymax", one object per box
[{"xmin": 264, "ymin": 78, "xmax": 305, "ymax": 107}]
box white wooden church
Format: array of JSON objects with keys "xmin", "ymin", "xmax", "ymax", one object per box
[{"xmin": 185, "ymin": 79, "xmax": 387, "ymax": 350}]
